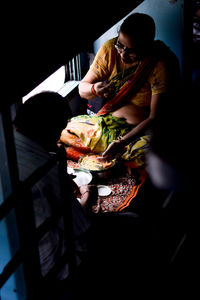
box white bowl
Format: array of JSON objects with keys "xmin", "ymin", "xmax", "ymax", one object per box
[
  {"xmin": 72, "ymin": 170, "xmax": 92, "ymax": 187},
  {"xmin": 97, "ymin": 185, "xmax": 112, "ymax": 196}
]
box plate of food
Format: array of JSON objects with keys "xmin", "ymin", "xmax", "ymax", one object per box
[{"xmin": 78, "ymin": 154, "xmax": 116, "ymax": 172}]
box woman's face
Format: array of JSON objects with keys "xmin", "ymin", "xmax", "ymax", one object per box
[{"xmin": 115, "ymin": 32, "xmax": 137, "ymax": 64}]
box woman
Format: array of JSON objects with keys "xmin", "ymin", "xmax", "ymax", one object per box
[{"xmin": 60, "ymin": 13, "xmax": 172, "ymax": 168}]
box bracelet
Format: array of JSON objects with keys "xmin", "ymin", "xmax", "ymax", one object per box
[{"xmin": 91, "ymin": 84, "xmax": 97, "ymax": 96}]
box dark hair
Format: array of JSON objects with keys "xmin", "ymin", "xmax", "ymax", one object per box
[
  {"xmin": 14, "ymin": 91, "xmax": 72, "ymax": 151},
  {"xmin": 119, "ymin": 13, "xmax": 156, "ymax": 55}
]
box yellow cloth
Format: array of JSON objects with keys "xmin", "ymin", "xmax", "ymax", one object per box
[
  {"xmin": 90, "ymin": 38, "xmax": 168, "ymax": 107},
  {"xmin": 63, "ymin": 114, "xmax": 133, "ymax": 153},
  {"xmin": 62, "ymin": 114, "xmax": 150, "ymax": 167},
  {"xmin": 122, "ymin": 135, "xmax": 150, "ymax": 167}
]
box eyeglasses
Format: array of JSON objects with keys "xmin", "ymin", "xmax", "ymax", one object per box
[{"xmin": 114, "ymin": 40, "xmax": 136, "ymax": 56}]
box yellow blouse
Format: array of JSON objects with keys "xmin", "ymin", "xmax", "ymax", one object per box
[{"xmin": 90, "ymin": 38, "xmax": 168, "ymax": 107}]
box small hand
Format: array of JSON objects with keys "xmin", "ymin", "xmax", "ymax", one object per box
[{"xmin": 79, "ymin": 184, "xmax": 98, "ymax": 210}]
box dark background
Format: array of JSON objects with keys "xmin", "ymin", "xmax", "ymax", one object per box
[{"xmin": 2, "ymin": 1, "xmax": 143, "ymax": 100}]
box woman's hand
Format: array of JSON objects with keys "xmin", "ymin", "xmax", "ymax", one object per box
[
  {"xmin": 79, "ymin": 69, "xmax": 114, "ymax": 100},
  {"xmin": 101, "ymin": 139, "xmax": 127, "ymax": 160},
  {"xmin": 93, "ymin": 81, "xmax": 114, "ymax": 98}
]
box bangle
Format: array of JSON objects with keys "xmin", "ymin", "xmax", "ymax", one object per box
[{"xmin": 91, "ymin": 84, "xmax": 97, "ymax": 96}]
